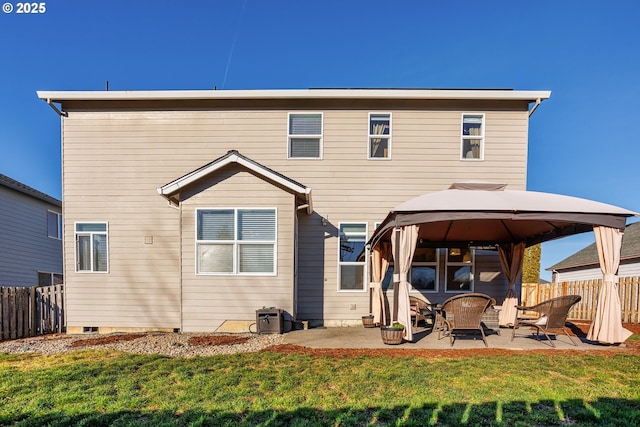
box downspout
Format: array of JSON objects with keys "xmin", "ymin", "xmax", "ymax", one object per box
[
  {"xmin": 45, "ymin": 99, "xmax": 68, "ymax": 117},
  {"xmin": 528, "ymin": 98, "xmax": 541, "ymax": 117}
]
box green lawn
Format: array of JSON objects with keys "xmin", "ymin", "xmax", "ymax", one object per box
[{"xmin": 1, "ymin": 349, "xmax": 639, "ymax": 426}]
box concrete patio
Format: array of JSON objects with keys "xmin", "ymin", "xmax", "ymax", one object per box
[{"xmin": 282, "ymin": 323, "xmax": 617, "ymax": 351}]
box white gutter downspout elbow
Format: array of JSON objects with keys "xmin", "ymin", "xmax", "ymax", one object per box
[
  {"xmin": 46, "ymin": 99, "xmax": 68, "ymax": 117},
  {"xmin": 528, "ymin": 98, "xmax": 542, "ymax": 117}
]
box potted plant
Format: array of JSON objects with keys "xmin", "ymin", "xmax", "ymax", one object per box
[
  {"xmin": 361, "ymin": 314, "xmax": 376, "ymax": 328},
  {"xmin": 380, "ymin": 322, "xmax": 405, "ymax": 345}
]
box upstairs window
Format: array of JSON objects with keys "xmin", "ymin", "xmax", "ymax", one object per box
[
  {"xmin": 197, "ymin": 208, "xmax": 276, "ymax": 275},
  {"xmin": 47, "ymin": 210, "xmax": 62, "ymax": 239},
  {"xmin": 288, "ymin": 113, "xmax": 322, "ymax": 159},
  {"xmin": 461, "ymin": 114, "xmax": 484, "ymax": 160},
  {"xmin": 75, "ymin": 222, "xmax": 108, "ymax": 273},
  {"xmin": 368, "ymin": 113, "xmax": 391, "ymax": 159}
]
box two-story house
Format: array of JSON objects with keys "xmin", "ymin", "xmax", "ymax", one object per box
[
  {"xmin": 37, "ymin": 88, "xmax": 550, "ymax": 333},
  {"xmin": 0, "ymin": 174, "xmax": 63, "ymax": 286}
]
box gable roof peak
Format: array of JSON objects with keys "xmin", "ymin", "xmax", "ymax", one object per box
[{"xmin": 157, "ymin": 150, "xmax": 312, "ymax": 213}]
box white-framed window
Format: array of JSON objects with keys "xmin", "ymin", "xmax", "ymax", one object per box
[
  {"xmin": 196, "ymin": 208, "xmax": 276, "ymax": 275},
  {"xmin": 445, "ymin": 247, "xmax": 474, "ymax": 292},
  {"xmin": 411, "ymin": 247, "xmax": 439, "ymax": 293},
  {"xmin": 47, "ymin": 210, "xmax": 62, "ymax": 239},
  {"xmin": 461, "ymin": 113, "xmax": 484, "ymax": 160},
  {"xmin": 288, "ymin": 112, "xmax": 323, "ymax": 159},
  {"xmin": 368, "ymin": 113, "xmax": 391, "ymax": 159},
  {"xmin": 38, "ymin": 272, "xmax": 63, "ymax": 286},
  {"xmin": 338, "ymin": 223, "xmax": 367, "ymax": 291},
  {"xmin": 75, "ymin": 222, "xmax": 108, "ymax": 273}
]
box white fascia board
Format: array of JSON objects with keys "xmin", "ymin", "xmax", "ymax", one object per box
[
  {"xmin": 37, "ymin": 89, "xmax": 551, "ymax": 103},
  {"xmin": 157, "ymin": 153, "xmax": 312, "ymax": 213}
]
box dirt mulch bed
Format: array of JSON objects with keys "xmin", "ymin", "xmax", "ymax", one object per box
[
  {"xmin": 69, "ymin": 333, "xmax": 147, "ymax": 348},
  {"xmin": 264, "ymin": 322, "xmax": 640, "ymax": 359},
  {"xmin": 66, "ymin": 333, "xmax": 251, "ymax": 348}
]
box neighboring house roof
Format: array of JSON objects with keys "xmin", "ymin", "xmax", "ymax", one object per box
[
  {"xmin": 157, "ymin": 150, "xmax": 312, "ymax": 213},
  {"xmin": 0, "ymin": 174, "xmax": 61, "ymax": 207},
  {"xmin": 547, "ymin": 221, "xmax": 640, "ymax": 271}
]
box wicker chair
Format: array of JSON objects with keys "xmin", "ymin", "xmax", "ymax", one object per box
[
  {"xmin": 409, "ymin": 296, "xmax": 431, "ymax": 327},
  {"xmin": 510, "ymin": 295, "xmax": 582, "ymax": 348},
  {"xmin": 438, "ymin": 293, "xmax": 494, "ymax": 347}
]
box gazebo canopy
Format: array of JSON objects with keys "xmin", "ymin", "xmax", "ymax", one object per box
[
  {"xmin": 367, "ymin": 182, "xmax": 638, "ymax": 344},
  {"xmin": 368, "ymin": 182, "xmax": 637, "ymax": 249}
]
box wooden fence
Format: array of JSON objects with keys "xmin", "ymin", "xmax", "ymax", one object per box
[
  {"xmin": 522, "ymin": 276, "xmax": 640, "ymax": 323},
  {"xmin": 0, "ymin": 284, "xmax": 65, "ymax": 341}
]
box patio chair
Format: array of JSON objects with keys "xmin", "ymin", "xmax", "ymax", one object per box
[
  {"xmin": 438, "ymin": 293, "xmax": 494, "ymax": 347},
  {"xmin": 409, "ymin": 296, "xmax": 432, "ymax": 327},
  {"xmin": 510, "ymin": 295, "xmax": 582, "ymax": 348}
]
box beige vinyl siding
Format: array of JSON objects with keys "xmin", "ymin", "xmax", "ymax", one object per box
[
  {"xmin": 179, "ymin": 168, "xmax": 295, "ymax": 332},
  {"xmin": 62, "ymin": 113, "xmax": 182, "ymax": 329},
  {"xmin": 61, "ymin": 101, "xmax": 529, "ymax": 328}
]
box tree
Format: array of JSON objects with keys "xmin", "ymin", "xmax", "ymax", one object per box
[{"xmin": 522, "ymin": 244, "xmax": 541, "ymax": 283}]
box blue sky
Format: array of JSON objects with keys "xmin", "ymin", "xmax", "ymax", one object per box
[{"xmin": 1, "ymin": 0, "xmax": 638, "ymax": 280}]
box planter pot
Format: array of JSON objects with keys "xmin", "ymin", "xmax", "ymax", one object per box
[
  {"xmin": 362, "ymin": 315, "xmax": 376, "ymax": 328},
  {"xmin": 380, "ymin": 326, "xmax": 404, "ymax": 345}
]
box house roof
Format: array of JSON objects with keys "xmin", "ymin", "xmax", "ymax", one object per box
[
  {"xmin": 547, "ymin": 221, "xmax": 640, "ymax": 271},
  {"xmin": 37, "ymin": 88, "xmax": 551, "ymax": 103},
  {"xmin": 157, "ymin": 150, "xmax": 312, "ymax": 213},
  {"xmin": 0, "ymin": 174, "xmax": 61, "ymax": 207}
]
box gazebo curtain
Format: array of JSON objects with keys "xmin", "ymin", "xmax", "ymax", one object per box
[
  {"xmin": 587, "ymin": 226, "xmax": 633, "ymax": 344},
  {"xmin": 391, "ymin": 225, "xmax": 419, "ymax": 342},
  {"xmin": 370, "ymin": 242, "xmax": 391, "ymax": 325},
  {"xmin": 497, "ymin": 242, "xmax": 525, "ymax": 327}
]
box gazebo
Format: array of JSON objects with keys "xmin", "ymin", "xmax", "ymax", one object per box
[{"xmin": 367, "ymin": 182, "xmax": 637, "ymax": 343}]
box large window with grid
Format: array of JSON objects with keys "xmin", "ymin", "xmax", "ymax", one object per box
[
  {"xmin": 75, "ymin": 222, "xmax": 108, "ymax": 272},
  {"xmin": 461, "ymin": 113, "xmax": 484, "ymax": 160},
  {"xmin": 196, "ymin": 208, "xmax": 276, "ymax": 275},
  {"xmin": 288, "ymin": 113, "xmax": 322, "ymax": 158},
  {"xmin": 338, "ymin": 223, "xmax": 367, "ymax": 291},
  {"xmin": 368, "ymin": 113, "xmax": 391, "ymax": 159}
]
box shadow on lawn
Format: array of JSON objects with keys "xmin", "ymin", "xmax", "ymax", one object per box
[{"xmin": 4, "ymin": 397, "xmax": 638, "ymax": 426}]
